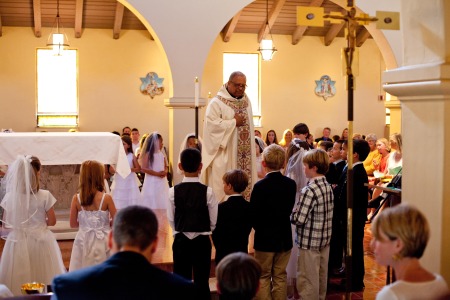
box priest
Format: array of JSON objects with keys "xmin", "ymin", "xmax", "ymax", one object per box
[{"xmin": 201, "ymin": 71, "xmax": 256, "ymax": 202}]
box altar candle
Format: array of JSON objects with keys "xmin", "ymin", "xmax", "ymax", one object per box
[{"xmin": 194, "ymin": 77, "xmax": 199, "ymax": 107}]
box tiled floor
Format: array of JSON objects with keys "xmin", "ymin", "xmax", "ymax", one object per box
[
  {"xmin": 0, "ymin": 211, "xmax": 387, "ymax": 299},
  {"xmin": 325, "ymin": 224, "xmax": 387, "ymax": 300}
]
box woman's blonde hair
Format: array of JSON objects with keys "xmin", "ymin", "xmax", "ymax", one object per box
[
  {"xmin": 390, "ymin": 132, "xmax": 402, "ymax": 153},
  {"xmin": 376, "ymin": 138, "xmax": 391, "ymax": 152},
  {"xmin": 279, "ymin": 129, "xmax": 293, "ymax": 147},
  {"xmin": 372, "ymin": 203, "xmax": 429, "ymax": 259},
  {"xmin": 79, "ymin": 160, "xmax": 105, "ymax": 206}
]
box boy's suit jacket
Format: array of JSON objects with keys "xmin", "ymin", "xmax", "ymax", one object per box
[{"xmin": 250, "ymin": 171, "xmax": 297, "ymax": 252}]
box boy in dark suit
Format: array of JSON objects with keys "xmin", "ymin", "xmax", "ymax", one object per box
[
  {"xmin": 250, "ymin": 144, "xmax": 297, "ymax": 300},
  {"xmin": 51, "ymin": 206, "xmax": 197, "ymax": 300},
  {"xmin": 331, "ymin": 139, "xmax": 370, "ymax": 291},
  {"xmin": 167, "ymin": 148, "xmax": 218, "ymax": 300},
  {"xmin": 212, "ymin": 169, "xmax": 252, "ymax": 264}
]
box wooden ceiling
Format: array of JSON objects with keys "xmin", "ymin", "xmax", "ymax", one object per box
[{"xmin": 0, "ymin": 0, "xmax": 372, "ymax": 46}]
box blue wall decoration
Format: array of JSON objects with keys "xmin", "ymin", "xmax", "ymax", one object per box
[
  {"xmin": 140, "ymin": 72, "xmax": 165, "ymax": 99},
  {"xmin": 315, "ymin": 75, "xmax": 336, "ymax": 101}
]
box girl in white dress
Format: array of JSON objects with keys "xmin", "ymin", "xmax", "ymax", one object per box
[
  {"xmin": 0, "ymin": 155, "xmax": 66, "ymax": 295},
  {"xmin": 176, "ymin": 133, "xmax": 202, "ymax": 175},
  {"xmin": 139, "ymin": 132, "xmax": 169, "ymax": 209},
  {"xmin": 111, "ymin": 135, "xmax": 141, "ymax": 209},
  {"xmin": 69, "ymin": 160, "xmax": 117, "ymax": 271}
]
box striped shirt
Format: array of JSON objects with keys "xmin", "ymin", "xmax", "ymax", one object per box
[{"xmin": 291, "ymin": 176, "xmax": 334, "ymax": 250}]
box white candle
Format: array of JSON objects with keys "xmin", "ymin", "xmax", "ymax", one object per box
[{"xmin": 194, "ymin": 77, "xmax": 199, "ymax": 107}]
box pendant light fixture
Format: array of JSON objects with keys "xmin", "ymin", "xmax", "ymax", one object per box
[
  {"xmin": 46, "ymin": 0, "xmax": 70, "ymax": 56},
  {"xmin": 258, "ymin": 0, "xmax": 277, "ymax": 61}
]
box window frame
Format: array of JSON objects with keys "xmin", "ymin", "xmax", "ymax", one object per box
[{"xmin": 36, "ymin": 48, "xmax": 79, "ymax": 128}]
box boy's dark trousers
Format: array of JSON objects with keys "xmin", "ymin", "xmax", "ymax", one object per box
[{"xmin": 173, "ymin": 233, "xmax": 211, "ymax": 300}]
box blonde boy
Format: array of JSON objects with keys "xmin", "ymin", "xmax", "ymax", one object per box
[{"xmin": 250, "ymin": 144, "xmax": 297, "ymax": 300}]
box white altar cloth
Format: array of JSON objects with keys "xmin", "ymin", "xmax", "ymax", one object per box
[{"xmin": 0, "ymin": 132, "xmax": 130, "ymax": 178}]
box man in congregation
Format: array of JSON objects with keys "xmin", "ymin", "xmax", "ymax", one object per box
[
  {"xmin": 315, "ymin": 127, "xmax": 332, "ymax": 143},
  {"xmin": 201, "ymin": 71, "xmax": 256, "ymax": 201},
  {"xmin": 51, "ymin": 206, "xmax": 197, "ymax": 300}
]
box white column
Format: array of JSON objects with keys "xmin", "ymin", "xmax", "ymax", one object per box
[{"xmin": 382, "ymin": 0, "xmax": 450, "ymax": 280}]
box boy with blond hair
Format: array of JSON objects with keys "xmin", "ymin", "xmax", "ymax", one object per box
[
  {"xmin": 250, "ymin": 144, "xmax": 297, "ymax": 300},
  {"xmin": 291, "ymin": 149, "xmax": 334, "ymax": 300}
]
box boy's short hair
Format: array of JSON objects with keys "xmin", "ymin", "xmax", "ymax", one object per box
[
  {"xmin": 319, "ymin": 140, "xmax": 333, "ymax": 151},
  {"xmin": 292, "ymin": 123, "xmax": 309, "ymax": 135},
  {"xmin": 353, "ymin": 139, "xmax": 370, "ymax": 161},
  {"xmin": 180, "ymin": 148, "xmax": 202, "ymax": 173},
  {"xmin": 302, "ymin": 149, "xmax": 330, "ymax": 175},
  {"xmin": 216, "ymin": 252, "xmax": 262, "ymax": 300},
  {"xmin": 262, "ymin": 144, "xmax": 285, "ymax": 170},
  {"xmin": 222, "ymin": 170, "xmax": 249, "ymax": 193}
]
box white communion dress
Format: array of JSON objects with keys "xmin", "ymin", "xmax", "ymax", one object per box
[
  {"xmin": 69, "ymin": 193, "xmax": 111, "ymax": 271},
  {"xmin": 110, "ymin": 152, "xmax": 141, "ymax": 209},
  {"xmin": 0, "ymin": 189, "xmax": 66, "ymax": 295},
  {"xmin": 140, "ymin": 151, "xmax": 169, "ymax": 209}
]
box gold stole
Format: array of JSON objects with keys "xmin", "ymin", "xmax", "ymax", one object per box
[{"xmin": 217, "ymin": 95, "xmax": 252, "ymax": 200}]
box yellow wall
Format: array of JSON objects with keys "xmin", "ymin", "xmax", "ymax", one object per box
[
  {"xmin": 204, "ymin": 34, "xmax": 387, "ymax": 140},
  {"xmin": 0, "ymin": 27, "xmax": 171, "ymax": 139},
  {"xmin": 0, "ymin": 27, "xmax": 387, "ymax": 142}
]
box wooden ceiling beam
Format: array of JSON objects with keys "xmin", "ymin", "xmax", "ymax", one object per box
[
  {"xmin": 33, "ymin": 0, "xmax": 42, "ymax": 38},
  {"xmin": 221, "ymin": 10, "xmax": 242, "ymax": 42},
  {"xmin": 323, "ymin": 9, "xmax": 347, "ymax": 46},
  {"xmin": 74, "ymin": 0, "xmax": 84, "ymax": 38},
  {"xmin": 324, "ymin": 22, "xmax": 344, "ymax": 46},
  {"xmin": 257, "ymin": 0, "xmax": 286, "ymax": 43},
  {"xmin": 356, "ymin": 27, "xmax": 370, "ymax": 47},
  {"xmin": 113, "ymin": 2, "xmax": 125, "ymax": 39},
  {"xmin": 291, "ymin": 0, "xmax": 324, "ymax": 45}
]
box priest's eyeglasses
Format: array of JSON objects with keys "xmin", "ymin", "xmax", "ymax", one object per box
[{"xmin": 230, "ymin": 82, "xmax": 247, "ymax": 89}]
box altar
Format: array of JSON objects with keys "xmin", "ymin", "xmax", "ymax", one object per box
[{"xmin": 0, "ymin": 132, "xmax": 130, "ymax": 209}]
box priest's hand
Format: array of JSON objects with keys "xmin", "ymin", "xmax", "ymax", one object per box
[{"xmin": 234, "ymin": 113, "xmax": 244, "ymax": 127}]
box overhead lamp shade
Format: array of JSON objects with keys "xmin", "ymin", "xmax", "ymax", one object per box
[
  {"xmin": 259, "ymin": 39, "xmax": 277, "ymax": 61},
  {"xmin": 47, "ymin": 32, "xmax": 70, "ymax": 56}
]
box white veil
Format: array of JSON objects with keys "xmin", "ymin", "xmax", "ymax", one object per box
[
  {"xmin": 285, "ymin": 142, "xmax": 308, "ymax": 193},
  {"xmin": 176, "ymin": 133, "xmax": 203, "ymax": 174},
  {"xmin": 2, "ymin": 155, "xmax": 38, "ymax": 229},
  {"xmin": 138, "ymin": 132, "xmax": 161, "ymax": 168}
]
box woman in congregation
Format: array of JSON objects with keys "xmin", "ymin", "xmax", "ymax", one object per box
[
  {"xmin": 110, "ymin": 135, "xmax": 141, "ymax": 209},
  {"xmin": 279, "ymin": 129, "xmax": 293, "ymax": 151},
  {"xmin": 265, "ymin": 129, "xmax": 279, "ymax": 146},
  {"xmin": 386, "ymin": 133, "xmax": 402, "ymax": 177},
  {"xmin": 341, "ymin": 128, "xmax": 349, "ymax": 140},
  {"xmin": 368, "ymin": 133, "xmax": 403, "ymax": 221},
  {"xmin": 69, "ymin": 160, "xmax": 117, "ymax": 271},
  {"xmin": 372, "ymin": 203, "xmax": 449, "ymax": 300},
  {"xmin": 139, "ymin": 132, "xmax": 169, "ymax": 209},
  {"xmin": 0, "ymin": 155, "xmax": 66, "ymax": 295},
  {"xmin": 306, "ymin": 133, "xmax": 316, "ymax": 149},
  {"xmin": 372, "ymin": 138, "xmax": 391, "ymax": 175}
]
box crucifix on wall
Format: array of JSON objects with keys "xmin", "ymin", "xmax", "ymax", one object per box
[{"xmin": 297, "ymin": 0, "xmax": 399, "ymax": 296}]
